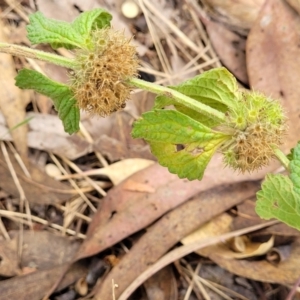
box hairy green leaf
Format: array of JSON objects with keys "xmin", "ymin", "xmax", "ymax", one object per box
[
  {"xmin": 15, "ymin": 69, "xmax": 79, "ymax": 134},
  {"xmin": 72, "ymin": 8, "xmax": 112, "ymax": 33},
  {"xmin": 27, "ymin": 9, "xmax": 111, "ymax": 50},
  {"xmin": 286, "ymin": 141, "xmax": 300, "ymax": 161},
  {"xmin": 290, "ymin": 142, "xmax": 300, "ymax": 194},
  {"xmin": 256, "ymin": 174, "xmax": 300, "ymax": 230},
  {"xmin": 154, "ymin": 68, "xmax": 239, "ymax": 127},
  {"xmin": 132, "ymin": 109, "xmax": 229, "ymax": 180}
]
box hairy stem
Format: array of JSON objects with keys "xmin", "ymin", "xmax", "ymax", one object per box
[
  {"xmin": 129, "ymin": 77, "xmax": 227, "ymax": 123},
  {"xmin": 0, "ymin": 42, "xmax": 76, "ymax": 69},
  {"xmin": 274, "ymin": 148, "xmax": 290, "ymax": 171}
]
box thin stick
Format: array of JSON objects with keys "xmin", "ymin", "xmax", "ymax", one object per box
[
  {"xmin": 119, "ymin": 220, "xmax": 278, "ymax": 300},
  {"xmin": 142, "ymin": 0, "xmax": 200, "ymax": 53},
  {"xmin": 285, "ymin": 275, "xmax": 300, "ymax": 300},
  {"xmin": 0, "ymin": 42, "xmax": 75, "ymax": 68},
  {"xmin": 0, "ymin": 209, "xmax": 86, "ymax": 239},
  {"xmin": 50, "ymin": 153, "xmax": 97, "ymax": 212}
]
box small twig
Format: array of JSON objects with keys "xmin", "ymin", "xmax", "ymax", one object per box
[
  {"xmin": 285, "ymin": 275, "xmax": 300, "ymax": 300},
  {"xmin": 112, "ymin": 279, "xmax": 118, "ymax": 300},
  {"xmin": 119, "ymin": 220, "xmax": 278, "ymax": 300},
  {"xmin": 50, "ymin": 154, "xmax": 96, "ymax": 213},
  {"xmin": 0, "ymin": 209, "xmax": 86, "ymax": 239}
]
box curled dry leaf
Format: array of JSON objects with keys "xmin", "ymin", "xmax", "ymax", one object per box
[
  {"xmin": 246, "ymin": 0, "xmax": 300, "ymax": 151},
  {"xmin": 266, "ymin": 244, "xmax": 292, "ymax": 265},
  {"xmin": 75, "ymin": 277, "xmax": 89, "ymax": 296},
  {"xmin": 211, "ymin": 237, "xmax": 300, "ymax": 287},
  {"xmin": 93, "ymin": 181, "xmax": 260, "ymax": 300},
  {"xmin": 0, "ymin": 20, "xmax": 30, "ymax": 159},
  {"xmin": 182, "ymin": 213, "xmax": 274, "ymax": 259}
]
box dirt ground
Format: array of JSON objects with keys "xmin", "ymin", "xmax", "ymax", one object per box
[{"xmin": 0, "ymin": 0, "xmax": 300, "ymax": 299}]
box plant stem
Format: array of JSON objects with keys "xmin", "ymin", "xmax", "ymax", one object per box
[
  {"xmin": 273, "ymin": 148, "xmax": 290, "ymax": 171},
  {"xmin": 0, "ymin": 42, "xmax": 227, "ymax": 123},
  {"xmin": 0, "ymin": 42, "xmax": 76, "ymax": 69},
  {"xmin": 129, "ymin": 77, "xmax": 227, "ymax": 123}
]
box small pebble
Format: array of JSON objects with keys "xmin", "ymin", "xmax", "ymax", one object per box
[
  {"xmin": 45, "ymin": 163, "xmax": 61, "ymax": 178},
  {"xmin": 121, "ymin": 0, "xmax": 140, "ymax": 19}
]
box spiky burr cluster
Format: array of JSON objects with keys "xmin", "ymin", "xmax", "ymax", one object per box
[
  {"xmin": 221, "ymin": 91, "xmax": 287, "ymax": 172},
  {"xmin": 70, "ymin": 28, "xmax": 139, "ymax": 116}
]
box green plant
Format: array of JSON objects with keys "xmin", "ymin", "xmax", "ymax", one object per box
[{"xmin": 0, "ymin": 9, "xmax": 299, "ymax": 230}]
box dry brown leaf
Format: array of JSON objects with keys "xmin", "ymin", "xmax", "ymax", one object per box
[
  {"xmin": 266, "ymin": 244, "xmax": 292, "ymax": 265},
  {"xmin": 0, "ymin": 20, "xmax": 29, "ymax": 159},
  {"xmin": 182, "ymin": 213, "xmax": 274, "ymax": 259},
  {"xmin": 144, "ymin": 266, "xmax": 178, "ymax": 300},
  {"xmin": 286, "ymin": 0, "xmax": 300, "ymax": 15},
  {"xmin": 57, "ymin": 158, "xmax": 155, "ymax": 185},
  {"xmin": 9, "ymin": 230, "xmax": 80, "ymax": 270},
  {"xmin": 210, "ymin": 237, "xmax": 300, "ymax": 287},
  {"xmin": 246, "ymin": 0, "xmax": 300, "ymax": 151},
  {"xmin": 35, "ymin": 94, "xmax": 53, "ymax": 114},
  {"xmin": 72, "ymin": 149, "xmax": 278, "ymax": 263},
  {"xmin": 122, "ymin": 179, "xmax": 156, "ymax": 193},
  {"xmin": 2, "ymin": 106, "xmax": 150, "ymax": 161},
  {"xmin": 8, "ymin": 21, "xmax": 28, "ymax": 45},
  {"xmin": 75, "ymin": 277, "xmax": 88, "ymax": 296},
  {"xmin": 201, "ymin": 0, "xmax": 264, "ymax": 32},
  {"xmin": 94, "ymin": 158, "xmax": 154, "ymax": 185},
  {"xmin": 0, "ymin": 147, "xmax": 72, "ymax": 204},
  {"xmin": 232, "ymin": 198, "xmax": 300, "ymax": 240},
  {"xmin": 27, "ymin": 113, "xmax": 92, "ymax": 160},
  {"xmin": 93, "ymin": 181, "xmax": 260, "ymax": 299},
  {"xmin": 92, "ymin": 111, "xmax": 154, "ymax": 161},
  {"xmin": 35, "ymin": 0, "xmax": 80, "ymax": 21},
  {"xmin": 181, "ymin": 213, "xmax": 233, "ymax": 257},
  {"xmin": 0, "ymin": 229, "xmax": 84, "ymax": 299},
  {"xmin": 0, "ymin": 237, "xmax": 21, "ymax": 277},
  {"xmin": 72, "ymin": 163, "xmax": 204, "ymax": 262},
  {"xmin": 0, "ymin": 262, "xmax": 87, "ymax": 300},
  {"xmin": 205, "ymin": 19, "xmax": 248, "ymax": 84},
  {"xmin": 170, "ymin": 54, "xmax": 197, "ymax": 85},
  {"xmin": 216, "ymin": 236, "xmax": 274, "ymax": 259}
]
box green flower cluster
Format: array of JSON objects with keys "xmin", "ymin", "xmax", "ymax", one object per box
[{"xmin": 221, "ymin": 91, "xmax": 286, "ymax": 172}]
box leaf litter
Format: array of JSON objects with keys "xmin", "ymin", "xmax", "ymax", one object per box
[{"xmin": 1, "ymin": 0, "xmax": 300, "ymax": 299}]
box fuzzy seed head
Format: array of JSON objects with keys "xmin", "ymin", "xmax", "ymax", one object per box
[
  {"xmin": 221, "ymin": 91, "xmax": 287, "ymax": 173},
  {"xmin": 70, "ymin": 28, "xmax": 139, "ymax": 116}
]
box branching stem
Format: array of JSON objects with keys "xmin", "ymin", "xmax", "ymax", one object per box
[
  {"xmin": 0, "ymin": 42, "xmax": 76, "ymax": 69},
  {"xmin": 128, "ymin": 77, "xmax": 227, "ymax": 123},
  {"xmin": 273, "ymin": 148, "xmax": 290, "ymax": 171}
]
